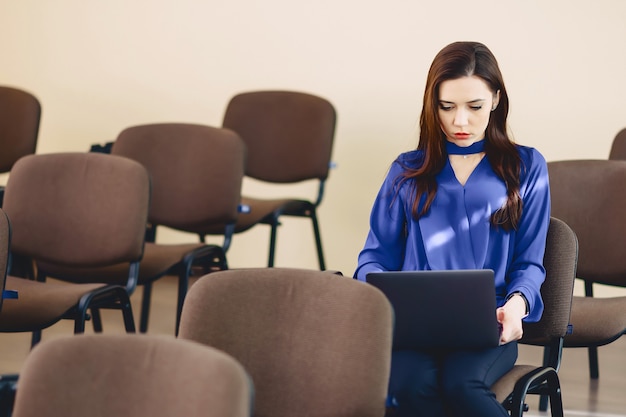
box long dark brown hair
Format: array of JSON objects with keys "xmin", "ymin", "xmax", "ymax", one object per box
[{"xmin": 399, "ymin": 41, "xmax": 522, "ymax": 231}]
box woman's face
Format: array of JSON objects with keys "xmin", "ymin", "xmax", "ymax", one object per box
[{"xmin": 437, "ymin": 75, "xmax": 499, "ymax": 146}]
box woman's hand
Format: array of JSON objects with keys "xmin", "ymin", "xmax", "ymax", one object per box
[{"xmin": 496, "ymin": 294, "xmax": 527, "ymax": 344}]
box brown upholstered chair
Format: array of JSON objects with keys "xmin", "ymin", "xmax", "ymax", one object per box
[
  {"xmin": 11, "ymin": 334, "xmax": 253, "ymax": 417},
  {"xmin": 0, "ymin": 153, "xmax": 151, "ymax": 346},
  {"xmin": 0, "ymin": 209, "xmax": 13, "ymax": 317},
  {"xmin": 547, "ymin": 160, "xmax": 626, "ymax": 379},
  {"xmin": 0, "ymin": 208, "xmax": 18, "ymax": 415},
  {"xmin": 178, "ymin": 267, "xmax": 393, "ymax": 417},
  {"xmin": 43, "ymin": 123, "xmax": 246, "ymax": 335},
  {"xmin": 609, "ymin": 127, "xmax": 626, "ymax": 160},
  {"xmin": 491, "ymin": 217, "xmax": 578, "ymax": 416},
  {"xmin": 0, "ymin": 86, "xmax": 41, "ymax": 207},
  {"xmin": 218, "ymin": 91, "xmax": 337, "ymax": 270}
]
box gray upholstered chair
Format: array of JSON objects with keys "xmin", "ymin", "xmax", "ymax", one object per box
[
  {"xmin": 11, "ymin": 334, "xmax": 253, "ymax": 417},
  {"xmin": 547, "ymin": 160, "xmax": 626, "ymax": 379},
  {"xmin": 219, "ymin": 91, "xmax": 337, "ymax": 270},
  {"xmin": 0, "ymin": 85, "xmax": 41, "ymax": 207},
  {"xmin": 42, "ymin": 123, "xmax": 246, "ymax": 335},
  {"xmin": 492, "ymin": 217, "xmax": 578, "ymax": 416},
  {"xmin": 178, "ymin": 267, "xmax": 393, "ymax": 417},
  {"xmin": 0, "ymin": 153, "xmax": 150, "ymax": 346},
  {"xmin": 609, "ymin": 127, "xmax": 626, "ymax": 160}
]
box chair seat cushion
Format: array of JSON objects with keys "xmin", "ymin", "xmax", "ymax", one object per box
[
  {"xmin": 0, "ymin": 276, "xmax": 106, "ymax": 331},
  {"xmin": 491, "ymin": 364, "xmax": 538, "ymax": 403},
  {"xmin": 36, "ymin": 242, "xmax": 213, "ymax": 285},
  {"xmin": 563, "ymin": 296, "xmax": 626, "ymax": 346},
  {"xmin": 232, "ymin": 196, "xmax": 309, "ymax": 232}
]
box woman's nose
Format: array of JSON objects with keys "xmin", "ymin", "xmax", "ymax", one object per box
[{"xmin": 454, "ymin": 109, "xmax": 468, "ymax": 127}]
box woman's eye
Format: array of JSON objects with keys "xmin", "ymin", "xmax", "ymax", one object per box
[
  {"xmin": 470, "ymin": 106, "xmax": 483, "ymax": 111},
  {"xmin": 439, "ymin": 104, "xmax": 453, "ymax": 111}
]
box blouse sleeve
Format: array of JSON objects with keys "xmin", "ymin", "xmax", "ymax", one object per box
[
  {"xmin": 354, "ymin": 160, "xmax": 409, "ymax": 281},
  {"xmin": 506, "ymin": 147, "xmax": 551, "ymax": 322}
]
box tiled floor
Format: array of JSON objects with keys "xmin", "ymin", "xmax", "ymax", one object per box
[{"xmin": 1, "ymin": 275, "xmax": 625, "ymax": 416}]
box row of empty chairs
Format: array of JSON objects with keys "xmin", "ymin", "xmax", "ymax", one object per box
[
  {"xmin": 0, "ymin": 86, "xmax": 338, "ymax": 336},
  {"xmin": 0, "ymin": 229, "xmax": 575, "ymax": 417}
]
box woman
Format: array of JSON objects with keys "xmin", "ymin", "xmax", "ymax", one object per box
[{"xmin": 354, "ymin": 41, "xmax": 550, "ymax": 416}]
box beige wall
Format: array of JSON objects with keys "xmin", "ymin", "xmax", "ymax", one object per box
[{"xmin": 2, "ymin": 1, "xmax": 625, "ymax": 295}]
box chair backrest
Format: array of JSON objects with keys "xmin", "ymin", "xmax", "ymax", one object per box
[
  {"xmin": 222, "ymin": 91, "xmax": 336, "ymax": 184},
  {"xmin": 2, "ymin": 153, "xmax": 150, "ymax": 269},
  {"xmin": 520, "ymin": 217, "xmax": 578, "ymax": 346},
  {"xmin": 178, "ymin": 268, "xmax": 393, "ymax": 417},
  {"xmin": 111, "ymin": 123, "xmax": 245, "ymax": 235},
  {"xmin": 547, "ymin": 160, "xmax": 626, "ymax": 287},
  {"xmin": 0, "ymin": 209, "xmax": 10, "ymax": 312},
  {"xmin": 609, "ymin": 127, "xmax": 626, "ymax": 160},
  {"xmin": 11, "ymin": 334, "xmax": 253, "ymax": 417},
  {"xmin": 0, "ymin": 86, "xmax": 40, "ymax": 173},
  {"xmin": 490, "ymin": 217, "xmax": 578, "ymax": 405}
]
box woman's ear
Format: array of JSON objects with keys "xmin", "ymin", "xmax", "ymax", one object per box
[{"xmin": 491, "ymin": 90, "xmax": 501, "ymax": 111}]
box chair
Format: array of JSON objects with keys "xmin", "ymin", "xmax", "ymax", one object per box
[
  {"xmin": 0, "ymin": 208, "xmax": 11, "ymax": 312},
  {"xmin": 0, "ymin": 86, "xmax": 41, "ymax": 207},
  {"xmin": 547, "ymin": 159, "xmax": 626, "ymax": 379},
  {"xmin": 491, "ymin": 217, "xmax": 578, "ymax": 416},
  {"xmin": 0, "ymin": 152, "xmax": 151, "ymax": 346},
  {"xmin": 609, "ymin": 127, "xmax": 626, "ymax": 160},
  {"xmin": 46, "ymin": 123, "xmax": 246, "ymax": 335},
  {"xmin": 178, "ymin": 267, "xmax": 393, "ymax": 417},
  {"xmin": 220, "ymin": 91, "xmax": 337, "ymax": 270},
  {"xmin": 11, "ymin": 334, "xmax": 254, "ymax": 417}
]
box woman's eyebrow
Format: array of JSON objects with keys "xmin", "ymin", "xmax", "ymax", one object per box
[{"xmin": 439, "ymin": 98, "xmax": 486, "ymax": 104}]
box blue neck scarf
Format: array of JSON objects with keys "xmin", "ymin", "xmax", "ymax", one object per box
[{"xmin": 446, "ymin": 139, "xmax": 486, "ymax": 155}]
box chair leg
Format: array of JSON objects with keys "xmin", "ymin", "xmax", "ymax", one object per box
[
  {"xmin": 30, "ymin": 330, "xmax": 42, "ymax": 348},
  {"xmin": 539, "ymin": 392, "xmax": 550, "ymax": 411},
  {"xmin": 539, "ymin": 347, "xmax": 551, "ymax": 411},
  {"xmin": 215, "ymin": 249, "xmax": 229, "ymax": 270},
  {"xmin": 588, "ymin": 346, "xmax": 599, "ymax": 379},
  {"xmin": 174, "ymin": 248, "xmax": 228, "ymax": 335},
  {"xmin": 582, "ymin": 282, "xmax": 600, "ymax": 379},
  {"xmin": 120, "ymin": 292, "xmax": 136, "ymax": 333},
  {"xmin": 74, "ymin": 309, "xmax": 88, "ymax": 334},
  {"xmin": 265, "ymin": 210, "xmax": 326, "ymax": 270},
  {"xmin": 0, "ymin": 374, "xmax": 18, "ymax": 417},
  {"xmin": 139, "ymin": 282, "xmax": 153, "ymax": 333},
  {"xmin": 509, "ymin": 391, "xmax": 527, "ymax": 417},
  {"xmin": 175, "ymin": 271, "xmax": 190, "ymax": 337},
  {"xmin": 105, "ymin": 285, "xmax": 136, "ymax": 333},
  {"xmin": 546, "ymin": 371, "xmax": 564, "ymax": 417},
  {"xmin": 75, "ymin": 286, "xmax": 136, "ymax": 334},
  {"xmin": 509, "ymin": 367, "xmax": 561, "ymax": 417},
  {"xmin": 309, "ymin": 210, "xmax": 326, "ymax": 270},
  {"xmin": 267, "ymin": 216, "xmax": 280, "ymax": 268},
  {"xmin": 91, "ymin": 309, "xmax": 103, "ymax": 332}
]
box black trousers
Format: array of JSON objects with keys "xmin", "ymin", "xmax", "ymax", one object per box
[{"xmin": 387, "ymin": 342, "xmax": 517, "ymax": 417}]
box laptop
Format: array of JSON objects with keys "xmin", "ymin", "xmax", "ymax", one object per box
[{"xmin": 366, "ymin": 269, "xmax": 501, "ymax": 350}]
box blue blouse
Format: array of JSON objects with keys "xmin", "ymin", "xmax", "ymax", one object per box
[{"xmin": 354, "ymin": 144, "xmax": 551, "ymax": 322}]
